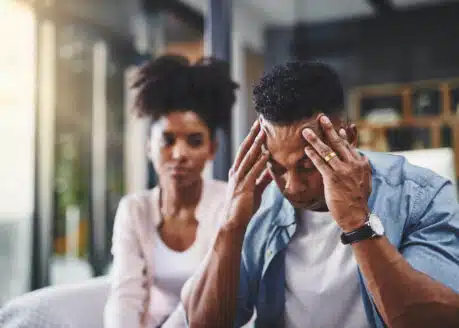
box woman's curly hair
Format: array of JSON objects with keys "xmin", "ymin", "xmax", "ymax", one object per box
[{"xmin": 131, "ymin": 54, "xmax": 238, "ymax": 137}]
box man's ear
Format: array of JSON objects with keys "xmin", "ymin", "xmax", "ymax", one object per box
[{"xmin": 346, "ymin": 124, "xmax": 358, "ymax": 147}]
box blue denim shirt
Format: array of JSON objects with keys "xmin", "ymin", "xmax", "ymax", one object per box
[{"xmin": 234, "ymin": 151, "xmax": 459, "ymax": 328}]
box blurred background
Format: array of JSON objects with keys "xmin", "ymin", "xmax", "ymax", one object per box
[{"xmin": 1, "ymin": 0, "xmax": 459, "ymax": 305}]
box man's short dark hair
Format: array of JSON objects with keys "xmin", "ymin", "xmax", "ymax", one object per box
[
  {"xmin": 131, "ymin": 55, "xmax": 238, "ymax": 137},
  {"xmin": 253, "ymin": 61, "xmax": 344, "ymax": 124}
]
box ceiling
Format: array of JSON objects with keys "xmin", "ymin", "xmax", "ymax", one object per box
[
  {"xmin": 183, "ymin": 0, "xmax": 458, "ymax": 24},
  {"xmin": 53, "ymin": 0, "xmax": 458, "ymax": 46}
]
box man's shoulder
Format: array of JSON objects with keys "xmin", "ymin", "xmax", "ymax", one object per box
[
  {"xmin": 365, "ymin": 150, "xmax": 450, "ymax": 192},
  {"xmin": 365, "ymin": 151, "xmax": 455, "ymax": 229}
]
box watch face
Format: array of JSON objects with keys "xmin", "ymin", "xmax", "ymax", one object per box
[{"xmin": 369, "ymin": 214, "xmax": 385, "ymax": 235}]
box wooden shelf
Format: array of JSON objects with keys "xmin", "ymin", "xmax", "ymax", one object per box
[{"xmin": 350, "ymin": 79, "xmax": 459, "ymax": 178}]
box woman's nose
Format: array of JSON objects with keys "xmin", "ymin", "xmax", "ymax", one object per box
[{"xmin": 171, "ymin": 141, "xmax": 189, "ymax": 160}]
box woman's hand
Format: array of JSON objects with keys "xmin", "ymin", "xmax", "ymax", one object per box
[{"xmin": 225, "ymin": 120, "xmax": 272, "ymax": 227}]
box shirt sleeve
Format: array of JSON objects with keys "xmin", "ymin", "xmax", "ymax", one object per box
[
  {"xmin": 234, "ymin": 256, "xmax": 256, "ymax": 328},
  {"xmin": 400, "ymin": 180, "xmax": 459, "ymax": 293},
  {"xmin": 104, "ymin": 197, "xmax": 148, "ymax": 328}
]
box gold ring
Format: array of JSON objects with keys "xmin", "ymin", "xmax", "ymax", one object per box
[{"xmin": 324, "ymin": 152, "xmax": 337, "ymax": 163}]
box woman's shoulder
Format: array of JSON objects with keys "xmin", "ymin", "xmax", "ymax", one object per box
[
  {"xmin": 204, "ymin": 178, "xmax": 227, "ymax": 193},
  {"xmin": 116, "ymin": 188, "xmax": 160, "ymax": 226},
  {"xmin": 202, "ymin": 179, "xmax": 228, "ymax": 204},
  {"xmin": 197, "ymin": 179, "xmax": 228, "ymax": 227},
  {"xmin": 119, "ymin": 188, "xmax": 157, "ymax": 209}
]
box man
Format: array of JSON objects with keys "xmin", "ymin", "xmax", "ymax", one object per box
[{"xmin": 183, "ymin": 61, "xmax": 459, "ymax": 327}]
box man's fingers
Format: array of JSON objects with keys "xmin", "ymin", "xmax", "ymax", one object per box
[
  {"xmin": 304, "ymin": 145, "xmax": 333, "ymax": 177},
  {"xmin": 347, "ymin": 124, "xmax": 362, "ymax": 159},
  {"xmin": 339, "ymin": 126, "xmax": 361, "ymax": 160},
  {"xmin": 255, "ymin": 168, "xmax": 273, "ymax": 192},
  {"xmin": 319, "ymin": 116, "xmax": 353, "ymax": 162},
  {"xmin": 302, "ymin": 128, "xmax": 341, "ymax": 170},
  {"xmin": 232, "ymin": 120, "xmax": 260, "ymax": 172},
  {"xmin": 244, "ymin": 151, "xmax": 269, "ymax": 185},
  {"xmin": 237, "ymin": 129, "xmax": 266, "ymax": 179}
]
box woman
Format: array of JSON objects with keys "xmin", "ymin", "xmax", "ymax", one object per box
[{"xmin": 104, "ymin": 55, "xmax": 238, "ymax": 328}]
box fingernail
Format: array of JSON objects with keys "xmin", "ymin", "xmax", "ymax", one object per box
[
  {"xmin": 320, "ymin": 116, "xmax": 331, "ymax": 125},
  {"xmin": 303, "ymin": 128, "xmax": 313, "ymax": 137},
  {"xmin": 255, "ymin": 131, "xmax": 264, "ymax": 141},
  {"xmin": 339, "ymin": 128, "xmax": 347, "ymax": 137}
]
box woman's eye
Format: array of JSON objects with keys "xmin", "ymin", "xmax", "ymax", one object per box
[
  {"xmin": 188, "ymin": 134, "xmax": 204, "ymax": 148},
  {"xmin": 162, "ymin": 133, "xmax": 175, "ymax": 147}
]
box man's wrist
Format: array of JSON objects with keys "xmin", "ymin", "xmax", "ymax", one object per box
[
  {"xmin": 214, "ymin": 217, "xmax": 248, "ymax": 255},
  {"xmin": 340, "ymin": 209, "xmax": 370, "ymax": 233},
  {"xmin": 222, "ymin": 215, "xmax": 250, "ymax": 233}
]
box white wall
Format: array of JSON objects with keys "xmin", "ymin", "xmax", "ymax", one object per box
[
  {"xmin": 231, "ymin": 3, "xmax": 266, "ymax": 156},
  {"xmin": 180, "ymin": 0, "xmax": 267, "ymax": 156},
  {"xmin": 123, "ymin": 0, "xmax": 268, "ymax": 184},
  {"xmin": 124, "ymin": 67, "xmax": 150, "ymax": 193}
]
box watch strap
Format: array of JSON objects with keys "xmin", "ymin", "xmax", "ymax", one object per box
[{"xmin": 340, "ymin": 222, "xmax": 374, "ymax": 245}]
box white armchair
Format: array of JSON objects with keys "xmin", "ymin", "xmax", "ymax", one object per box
[
  {"xmin": 0, "ymin": 276, "xmax": 110, "ymax": 328},
  {"xmin": 393, "ymin": 147, "xmax": 457, "ymax": 197}
]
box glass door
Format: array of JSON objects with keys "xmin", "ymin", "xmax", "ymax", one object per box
[{"xmin": 51, "ymin": 22, "xmax": 96, "ymax": 284}]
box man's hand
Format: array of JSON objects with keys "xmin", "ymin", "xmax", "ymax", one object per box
[
  {"xmin": 226, "ymin": 120, "xmax": 272, "ymax": 226},
  {"xmin": 302, "ymin": 115, "xmax": 371, "ymax": 232}
]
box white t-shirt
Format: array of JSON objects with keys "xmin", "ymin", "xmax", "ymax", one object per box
[
  {"xmin": 284, "ymin": 210, "xmax": 369, "ymax": 328},
  {"xmin": 150, "ymin": 231, "xmax": 204, "ymax": 326}
]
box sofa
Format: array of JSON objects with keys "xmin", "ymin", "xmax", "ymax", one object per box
[{"xmin": 0, "ymin": 148, "xmax": 455, "ymax": 328}]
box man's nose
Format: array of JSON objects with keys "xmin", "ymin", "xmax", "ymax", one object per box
[{"xmin": 284, "ymin": 172, "xmax": 307, "ymax": 195}]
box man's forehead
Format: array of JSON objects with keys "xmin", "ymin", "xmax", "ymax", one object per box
[{"xmin": 259, "ymin": 115, "xmax": 320, "ymax": 139}]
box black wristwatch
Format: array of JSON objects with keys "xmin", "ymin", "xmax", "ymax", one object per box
[{"xmin": 340, "ymin": 214, "xmax": 385, "ymax": 245}]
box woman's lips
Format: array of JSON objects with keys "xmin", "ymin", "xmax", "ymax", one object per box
[{"xmin": 169, "ymin": 166, "xmax": 191, "ymax": 177}]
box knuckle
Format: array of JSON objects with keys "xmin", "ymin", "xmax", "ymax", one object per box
[
  {"xmin": 233, "ymin": 171, "xmax": 243, "ymax": 182},
  {"xmin": 308, "ymin": 150, "xmax": 319, "ymax": 159},
  {"xmin": 341, "ymin": 166, "xmax": 352, "ymax": 175},
  {"xmin": 358, "ymin": 158, "xmax": 370, "ymax": 170},
  {"xmin": 308, "ymin": 133, "xmax": 318, "ymax": 142},
  {"xmin": 330, "ymin": 173, "xmax": 340, "ymax": 183},
  {"xmin": 319, "ymin": 148, "xmax": 330, "ymax": 158}
]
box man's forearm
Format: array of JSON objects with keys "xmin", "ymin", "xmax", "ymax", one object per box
[
  {"xmin": 185, "ymin": 219, "xmax": 247, "ymax": 328},
  {"xmin": 352, "ymin": 237, "xmax": 459, "ymax": 327}
]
